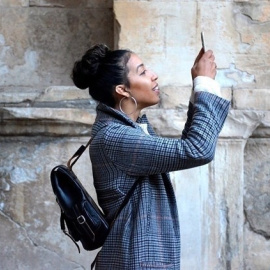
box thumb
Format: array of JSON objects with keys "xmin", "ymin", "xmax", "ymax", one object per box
[{"xmin": 193, "ymin": 48, "xmax": 204, "ymax": 65}]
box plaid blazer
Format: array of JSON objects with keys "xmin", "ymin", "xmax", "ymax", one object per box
[{"xmin": 90, "ymin": 91, "xmax": 230, "ymax": 270}]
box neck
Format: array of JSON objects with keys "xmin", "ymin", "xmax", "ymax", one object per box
[
  {"xmin": 114, "ymin": 106, "xmax": 140, "ymax": 122},
  {"xmin": 128, "ymin": 111, "xmax": 140, "ymax": 122}
]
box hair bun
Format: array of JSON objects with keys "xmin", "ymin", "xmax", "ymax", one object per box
[{"xmin": 71, "ymin": 44, "xmax": 110, "ymax": 89}]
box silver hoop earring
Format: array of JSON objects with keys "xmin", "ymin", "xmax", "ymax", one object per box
[{"xmin": 119, "ymin": 96, "xmax": 137, "ymax": 115}]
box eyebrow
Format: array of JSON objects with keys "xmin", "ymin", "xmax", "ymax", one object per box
[{"xmin": 136, "ymin": 63, "xmax": 144, "ymax": 73}]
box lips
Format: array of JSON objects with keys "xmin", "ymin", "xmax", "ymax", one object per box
[{"xmin": 152, "ymin": 84, "xmax": 159, "ymax": 91}]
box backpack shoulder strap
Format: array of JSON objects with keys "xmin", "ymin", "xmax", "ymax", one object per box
[
  {"xmin": 110, "ymin": 177, "xmax": 142, "ymax": 228},
  {"xmin": 67, "ymin": 137, "xmax": 93, "ymax": 170}
]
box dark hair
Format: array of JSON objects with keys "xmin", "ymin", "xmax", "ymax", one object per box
[{"xmin": 71, "ymin": 44, "xmax": 132, "ymax": 107}]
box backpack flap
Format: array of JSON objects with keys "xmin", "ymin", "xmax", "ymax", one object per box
[{"xmin": 50, "ymin": 165, "xmax": 109, "ymax": 251}]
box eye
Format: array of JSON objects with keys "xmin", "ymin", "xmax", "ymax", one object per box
[{"xmin": 140, "ymin": 69, "xmax": 147, "ymax": 76}]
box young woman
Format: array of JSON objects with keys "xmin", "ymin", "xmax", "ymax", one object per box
[{"xmin": 72, "ymin": 44, "xmax": 230, "ymax": 269}]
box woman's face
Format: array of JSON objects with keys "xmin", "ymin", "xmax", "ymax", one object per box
[{"xmin": 126, "ymin": 53, "xmax": 160, "ymax": 110}]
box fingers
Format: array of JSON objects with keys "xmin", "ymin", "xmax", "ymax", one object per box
[
  {"xmin": 194, "ymin": 49, "xmax": 215, "ymax": 65},
  {"xmin": 203, "ymin": 50, "xmax": 217, "ymax": 70},
  {"xmin": 203, "ymin": 50, "xmax": 214, "ymax": 60},
  {"xmin": 191, "ymin": 49, "xmax": 217, "ymax": 79},
  {"xmin": 193, "ymin": 48, "xmax": 205, "ymax": 65}
]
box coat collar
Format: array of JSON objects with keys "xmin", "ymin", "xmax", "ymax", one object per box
[
  {"xmin": 91, "ymin": 103, "xmax": 149, "ymax": 136},
  {"xmin": 96, "ymin": 102, "xmax": 148, "ymax": 125}
]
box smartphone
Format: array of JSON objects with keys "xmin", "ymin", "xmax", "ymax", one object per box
[{"xmin": 201, "ymin": 32, "xmax": 206, "ymax": 52}]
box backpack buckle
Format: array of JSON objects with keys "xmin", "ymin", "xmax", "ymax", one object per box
[{"xmin": 77, "ymin": 215, "xmax": 86, "ymax": 224}]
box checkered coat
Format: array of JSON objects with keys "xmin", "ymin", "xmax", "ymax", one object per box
[{"xmin": 90, "ymin": 91, "xmax": 230, "ymax": 269}]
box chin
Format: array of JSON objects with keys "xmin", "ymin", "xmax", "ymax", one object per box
[{"xmin": 150, "ymin": 100, "xmax": 160, "ymax": 108}]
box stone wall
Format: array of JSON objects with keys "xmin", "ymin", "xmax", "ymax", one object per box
[{"xmin": 1, "ymin": 0, "xmax": 270, "ymax": 269}]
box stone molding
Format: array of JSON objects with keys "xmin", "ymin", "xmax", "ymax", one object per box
[{"xmin": 1, "ymin": 86, "xmax": 269, "ymax": 138}]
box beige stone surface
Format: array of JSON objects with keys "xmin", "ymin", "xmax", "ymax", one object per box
[
  {"xmin": 208, "ymin": 140, "xmax": 245, "ymax": 270},
  {"xmin": 0, "ymin": 2, "xmax": 112, "ymax": 269},
  {"xmin": 115, "ymin": 1, "xmax": 270, "ymax": 91},
  {"xmin": 0, "ymin": 86, "xmax": 91, "ymax": 107},
  {"xmin": 234, "ymin": 89, "xmax": 270, "ymax": 110},
  {"xmin": 0, "ymin": 0, "xmax": 29, "ymax": 6},
  {"xmin": 1, "ymin": 0, "xmax": 270, "ymax": 269},
  {"xmin": 172, "ymin": 140, "xmax": 245, "ymax": 269},
  {"xmin": 244, "ymin": 139, "xmax": 270, "ymax": 236},
  {"xmin": 0, "ymin": 137, "xmax": 99, "ymax": 270},
  {"xmin": 29, "ymin": 0, "xmax": 113, "ymax": 8},
  {"xmin": 244, "ymin": 139, "xmax": 270, "ymax": 269},
  {"xmin": 114, "ymin": 1, "xmax": 198, "ymax": 88},
  {"xmin": 0, "ymin": 6, "xmax": 113, "ymax": 89},
  {"xmin": 244, "ymin": 226, "xmax": 270, "ymax": 270}
]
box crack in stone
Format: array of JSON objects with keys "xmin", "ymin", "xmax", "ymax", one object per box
[
  {"xmin": 225, "ymin": 205, "xmax": 232, "ymax": 270},
  {"xmin": 242, "ymin": 13, "xmax": 270, "ymax": 25},
  {"xmin": 231, "ymin": 86, "xmax": 234, "ymax": 108},
  {"xmin": 0, "ymin": 209, "xmax": 38, "ymax": 246},
  {"xmin": 244, "ymin": 208, "xmax": 270, "ymax": 240},
  {"xmin": 220, "ymin": 201, "xmax": 232, "ymax": 270},
  {"xmin": 0, "ymin": 210, "xmax": 86, "ymax": 268}
]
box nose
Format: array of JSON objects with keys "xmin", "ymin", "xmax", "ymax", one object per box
[{"xmin": 150, "ymin": 70, "xmax": 158, "ymax": 81}]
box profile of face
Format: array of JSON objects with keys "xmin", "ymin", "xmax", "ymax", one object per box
[{"xmin": 126, "ymin": 53, "xmax": 160, "ymax": 110}]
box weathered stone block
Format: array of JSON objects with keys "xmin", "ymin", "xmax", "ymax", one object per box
[
  {"xmin": 115, "ymin": 1, "xmax": 270, "ymax": 91},
  {"xmin": 244, "ymin": 226, "xmax": 270, "ymax": 270},
  {"xmin": 0, "ymin": 0, "xmax": 29, "ymax": 7},
  {"xmin": 244, "ymin": 139, "xmax": 270, "ymax": 237},
  {"xmin": 0, "ymin": 137, "xmax": 99, "ymax": 270},
  {"xmin": 29, "ymin": 0, "xmax": 113, "ymax": 8},
  {"xmin": 244, "ymin": 138, "xmax": 270, "ymax": 269},
  {"xmin": 0, "ymin": 86, "xmax": 90, "ymax": 105},
  {"xmin": 173, "ymin": 140, "xmax": 245, "ymax": 270},
  {"xmin": 114, "ymin": 1, "xmax": 197, "ymax": 86},
  {"xmin": 234, "ymin": 89, "xmax": 270, "ymax": 111},
  {"xmin": 0, "ymin": 107, "xmax": 96, "ymax": 135},
  {"xmin": 0, "ymin": 7, "xmax": 113, "ymax": 88}
]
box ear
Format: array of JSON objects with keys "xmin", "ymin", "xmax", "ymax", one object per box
[{"xmin": 115, "ymin": 85, "xmax": 129, "ymax": 98}]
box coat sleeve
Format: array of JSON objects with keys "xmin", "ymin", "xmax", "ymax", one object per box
[{"xmin": 102, "ymin": 92, "xmax": 230, "ymax": 176}]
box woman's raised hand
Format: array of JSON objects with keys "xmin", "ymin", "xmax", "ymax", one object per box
[{"xmin": 191, "ymin": 48, "xmax": 217, "ymax": 80}]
